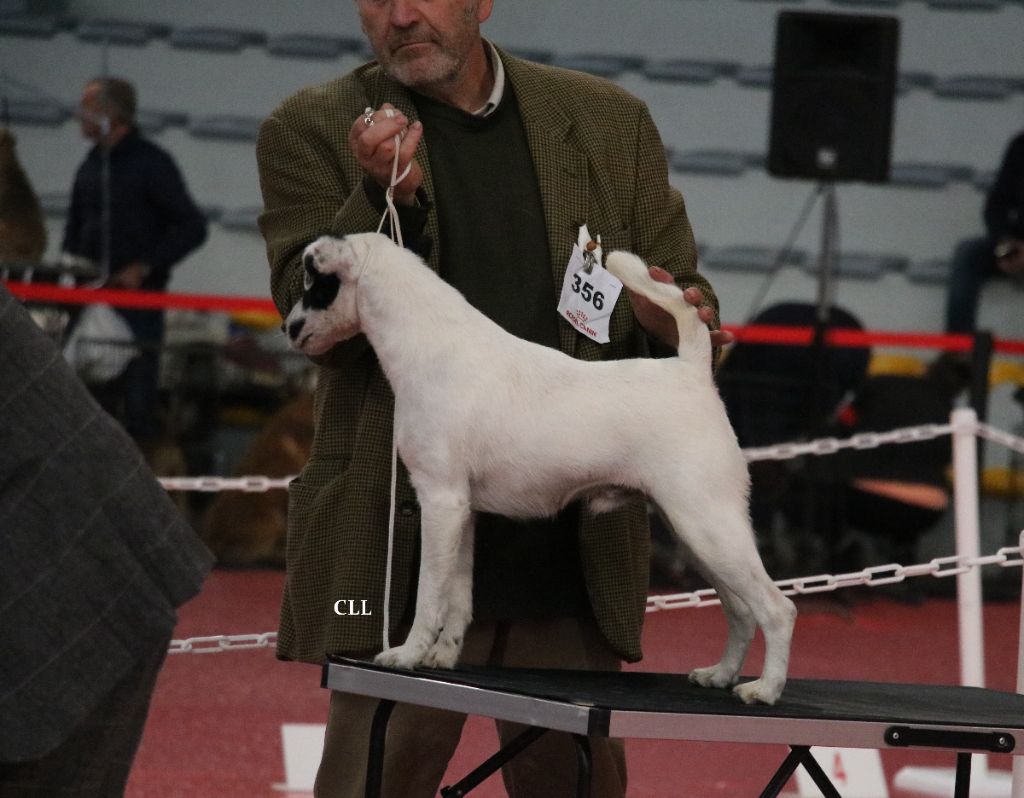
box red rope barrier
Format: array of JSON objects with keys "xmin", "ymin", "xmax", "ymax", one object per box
[{"xmin": 6, "ymin": 280, "xmax": 1024, "ymax": 355}]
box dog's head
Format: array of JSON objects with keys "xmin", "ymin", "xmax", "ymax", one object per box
[{"xmin": 283, "ymin": 233, "xmax": 383, "ymax": 355}]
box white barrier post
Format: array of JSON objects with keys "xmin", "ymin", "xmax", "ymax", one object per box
[
  {"xmin": 1013, "ymin": 529, "xmax": 1024, "ymax": 798},
  {"xmin": 953, "ymin": 408, "xmax": 989, "ymax": 780}
]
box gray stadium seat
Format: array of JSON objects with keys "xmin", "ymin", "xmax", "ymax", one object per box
[
  {"xmin": 219, "ymin": 206, "xmax": 262, "ymax": 232},
  {"xmin": 266, "ymin": 34, "xmax": 364, "ymax": 59},
  {"xmin": 925, "ymin": 0, "xmax": 1002, "ymax": 10},
  {"xmin": 201, "ymin": 205, "xmax": 225, "ymax": 222},
  {"xmin": 830, "ymin": 0, "xmax": 903, "ymax": 6},
  {"xmin": 805, "ymin": 252, "xmax": 907, "ymax": 280},
  {"xmin": 136, "ymin": 109, "xmax": 189, "ymax": 135},
  {"xmin": 0, "ymin": 14, "xmax": 66, "ymax": 38},
  {"xmin": 189, "ymin": 115, "xmax": 263, "ymax": 142},
  {"xmin": 642, "ymin": 59, "xmax": 737, "ymax": 85},
  {"xmin": 972, "ymin": 170, "xmax": 996, "ymax": 192},
  {"xmin": 733, "ymin": 65, "xmax": 773, "ymax": 89},
  {"xmin": 897, "ymin": 71, "xmax": 937, "ymax": 93},
  {"xmin": 934, "ymin": 75, "xmax": 1015, "ymax": 101},
  {"xmin": 76, "ymin": 18, "xmax": 169, "ymax": 46},
  {"xmin": 549, "ymin": 54, "xmax": 642, "ymax": 79},
  {"xmin": 888, "ymin": 162, "xmax": 962, "ymax": 188},
  {"xmin": 3, "ymin": 98, "xmax": 67, "ymax": 126},
  {"xmin": 169, "ymin": 26, "xmax": 267, "ymax": 52},
  {"xmin": 505, "ymin": 48, "xmax": 552, "ymax": 64},
  {"xmin": 39, "ymin": 193, "xmax": 69, "ymax": 217},
  {"xmin": 704, "ymin": 246, "xmax": 807, "ymax": 273},
  {"xmin": 669, "ymin": 149, "xmax": 752, "ymax": 177},
  {"xmin": 906, "ymin": 258, "xmax": 951, "ymax": 284}
]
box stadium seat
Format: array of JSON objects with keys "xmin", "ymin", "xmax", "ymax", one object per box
[
  {"xmin": 905, "ymin": 258, "xmax": 950, "ymax": 284},
  {"xmin": 189, "ymin": 115, "xmax": 263, "ymax": 142},
  {"xmin": 169, "ymin": 26, "xmax": 267, "ymax": 52},
  {"xmin": 0, "ymin": 14, "xmax": 66, "ymax": 38},
  {"xmin": 934, "ymin": 75, "xmax": 1015, "ymax": 101},
  {"xmin": 136, "ymin": 109, "xmax": 189, "ymax": 135},
  {"xmin": 219, "ymin": 206, "xmax": 262, "ymax": 232},
  {"xmin": 642, "ymin": 59, "xmax": 737, "ymax": 84},
  {"xmin": 266, "ymin": 34, "xmax": 364, "ymax": 59},
  {"xmin": 549, "ymin": 54, "xmax": 642, "ymax": 79},
  {"xmin": 705, "ymin": 245, "xmax": 807, "ymax": 273},
  {"xmin": 3, "ymin": 99, "xmax": 67, "ymax": 126},
  {"xmin": 807, "ymin": 252, "xmax": 907, "ymax": 280},
  {"xmin": 76, "ymin": 18, "xmax": 169, "ymax": 46},
  {"xmin": 669, "ymin": 149, "xmax": 752, "ymax": 177}
]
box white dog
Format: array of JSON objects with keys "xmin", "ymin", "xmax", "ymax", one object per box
[{"xmin": 285, "ymin": 232, "xmax": 796, "ymax": 705}]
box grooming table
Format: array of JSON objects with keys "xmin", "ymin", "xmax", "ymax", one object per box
[{"xmin": 323, "ymin": 656, "xmax": 1024, "ymax": 798}]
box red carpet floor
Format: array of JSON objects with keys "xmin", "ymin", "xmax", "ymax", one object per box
[{"xmin": 126, "ymin": 568, "xmax": 1023, "ymax": 797}]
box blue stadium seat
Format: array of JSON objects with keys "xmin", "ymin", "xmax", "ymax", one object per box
[
  {"xmin": 189, "ymin": 115, "xmax": 263, "ymax": 142},
  {"xmin": 705, "ymin": 246, "xmax": 807, "ymax": 273},
  {"xmin": 169, "ymin": 26, "xmax": 267, "ymax": 52},
  {"xmin": 642, "ymin": 59, "xmax": 737, "ymax": 84},
  {"xmin": 906, "ymin": 259, "xmax": 950, "ymax": 284},
  {"xmin": 76, "ymin": 18, "xmax": 169, "ymax": 46}
]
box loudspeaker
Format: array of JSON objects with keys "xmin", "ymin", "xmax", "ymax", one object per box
[{"xmin": 768, "ymin": 11, "xmax": 900, "ymax": 183}]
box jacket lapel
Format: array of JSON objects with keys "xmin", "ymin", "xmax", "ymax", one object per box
[{"xmin": 501, "ymin": 53, "xmax": 590, "ymax": 356}]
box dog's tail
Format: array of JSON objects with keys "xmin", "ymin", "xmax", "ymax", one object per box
[{"xmin": 605, "ymin": 251, "xmax": 711, "ymax": 365}]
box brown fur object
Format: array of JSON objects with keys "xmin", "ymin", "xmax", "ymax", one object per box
[
  {"xmin": 0, "ymin": 128, "xmax": 47, "ymax": 263},
  {"xmin": 201, "ymin": 393, "xmax": 314, "ymax": 566}
]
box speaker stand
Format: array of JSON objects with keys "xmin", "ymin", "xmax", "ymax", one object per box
[{"xmin": 800, "ymin": 182, "xmax": 843, "ymax": 570}]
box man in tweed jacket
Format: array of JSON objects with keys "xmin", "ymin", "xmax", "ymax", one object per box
[{"xmin": 257, "ymin": 1, "xmax": 722, "ymax": 795}]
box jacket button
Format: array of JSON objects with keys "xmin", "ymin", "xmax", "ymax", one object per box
[{"xmin": 399, "ymin": 500, "xmax": 418, "ymax": 517}]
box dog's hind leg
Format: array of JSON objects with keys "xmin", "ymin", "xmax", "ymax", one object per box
[
  {"xmin": 375, "ymin": 489, "xmax": 471, "ymax": 670},
  {"xmin": 659, "ymin": 501, "xmax": 796, "ymax": 705},
  {"xmin": 423, "ymin": 511, "xmax": 475, "ymax": 669},
  {"xmin": 688, "ymin": 582, "xmax": 756, "ymax": 690}
]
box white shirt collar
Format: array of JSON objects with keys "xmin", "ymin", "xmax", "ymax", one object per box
[{"xmin": 472, "ymin": 40, "xmax": 505, "ymax": 118}]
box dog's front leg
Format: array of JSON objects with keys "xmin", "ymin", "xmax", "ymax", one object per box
[{"xmin": 375, "ymin": 491, "xmax": 471, "ymax": 670}]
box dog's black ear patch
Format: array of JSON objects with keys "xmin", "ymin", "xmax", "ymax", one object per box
[{"xmin": 303, "ymin": 271, "xmax": 341, "ymax": 311}]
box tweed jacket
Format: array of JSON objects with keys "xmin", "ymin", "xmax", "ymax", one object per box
[
  {"xmin": 0, "ymin": 285, "xmax": 213, "ymax": 761},
  {"xmin": 257, "ymin": 48, "xmax": 718, "ymax": 664}
]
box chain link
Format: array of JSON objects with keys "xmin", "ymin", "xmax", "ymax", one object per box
[
  {"xmin": 646, "ymin": 546, "xmax": 1024, "ymax": 612},
  {"xmin": 159, "ymin": 475, "xmax": 295, "ymax": 492},
  {"xmin": 741, "ymin": 423, "xmax": 955, "ymax": 463},
  {"xmin": 168, "ymin": 632, "xmax": 278, "ymax": 654},
  {"xmin": 976, "ymin": 423, "xmax": 1024, "ymax": 456}
]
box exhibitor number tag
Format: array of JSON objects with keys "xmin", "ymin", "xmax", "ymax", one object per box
[{"xmin": 556, "ymin": 244, "xmax": 622, "ymax": 344}]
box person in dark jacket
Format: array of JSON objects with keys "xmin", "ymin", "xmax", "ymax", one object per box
[
  {"xmin": 944, "ymin": 131, "xmax": 1024, "ymax": 334},
  {"xmin": 63, "ymin": 76, "xmax": 208, "ymax": 443},
  {"xmin": 0, "ymin": 283, "xmax": 213, "ymax": 796}
]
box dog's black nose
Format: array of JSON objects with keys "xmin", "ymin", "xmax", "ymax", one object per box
[{"xmin": 287, "ymin": 318, "xmax": 305, "ymax": 341}]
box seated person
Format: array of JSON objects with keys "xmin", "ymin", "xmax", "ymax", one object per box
[{"xmin": 945, "ymin": 131, "xmax": 1024, "ymax": 334}]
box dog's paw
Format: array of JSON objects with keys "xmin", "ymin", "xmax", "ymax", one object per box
[
  {"xmin": 732, "ymin": 678, "xmax": 783, "ymax": 706},
  {"xmin": 374, "ymin": 644, "xmax": 425, "ymax": 670},
  {"xmin": 421, "ymin": 635, "xmax": 462, "ymax": 670},
  {"xmin": 689, "ymin": 664, "xmax": 738, "ymax": 690}
]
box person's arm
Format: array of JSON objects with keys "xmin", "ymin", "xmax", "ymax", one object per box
[
  {"xmin": 256, "ymin": 100, "xmax": 430, "ymax": 366},
  {"xmin": 135, "ymin": 151, "xmax": 208, "ymax": 285},
  {"xmin": 984, "ymin": 134, "xmax": 1024, "ymax": 246},
  {"xmin": 625, "ymin": 105, "xmax": 731, "ymax": 356}
]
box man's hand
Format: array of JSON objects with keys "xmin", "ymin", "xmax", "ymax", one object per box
[
  {"xmin": 995, "ymin": 238, "xmax": 1024, "ymax": 277},
  {"xmin": 109, "ymin": 261, "xmax": 150, "ymax": 290},
  {"xmin": 349, "ymin": 103, "xmax": 423, "ymax": 206},
  {"xmin": 625, "ymin": 265, "xmax": 734, "ymax": 348}
]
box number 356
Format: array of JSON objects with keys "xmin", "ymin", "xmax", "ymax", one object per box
[{"xmin": 571, "ymin": 274, "xmax": 605, "ymax": 310}]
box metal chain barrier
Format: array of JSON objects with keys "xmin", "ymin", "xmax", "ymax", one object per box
[
  {"xmin": 166, "ymin": 416, "xmax": 1024, "ymax": 650},
  {"xmin": 646, "ymin": 546, "xmax": 1024, "ymax": 612},
  {"xmin": 160, "ymin": 475, "xmax": 294, "ymax": 492}
]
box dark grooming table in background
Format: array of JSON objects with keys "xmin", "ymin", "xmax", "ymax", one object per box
[{"xmin": 324, "ymin": 656, "xmax": 1024, "ymax": 798}]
